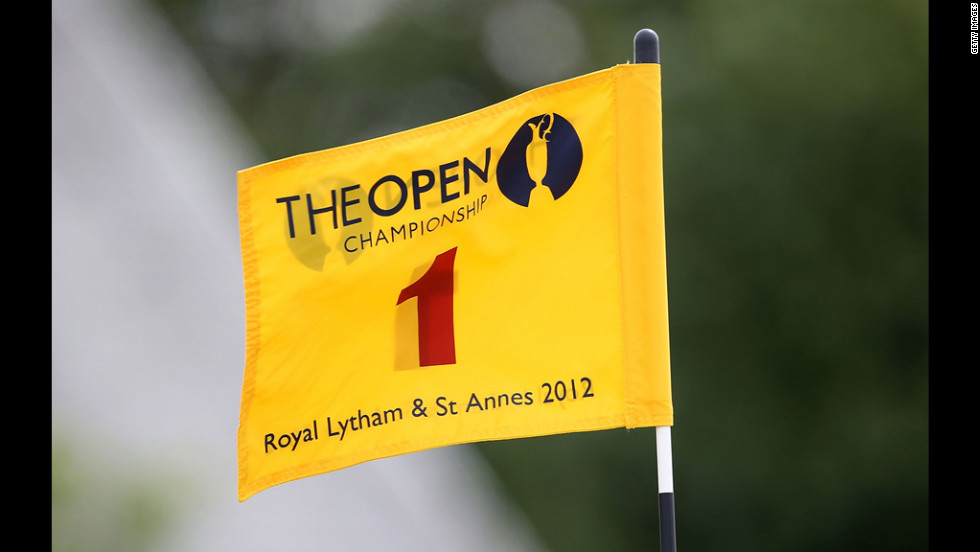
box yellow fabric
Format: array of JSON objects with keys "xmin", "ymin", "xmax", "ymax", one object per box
[{"xmin": 237, "ymin": 63, "xmax": 672, "ymax": 502}]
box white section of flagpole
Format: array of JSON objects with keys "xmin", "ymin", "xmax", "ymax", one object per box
[{"xmin": 656, "ymin": 426, "xmax": 674, "ymax": 494}]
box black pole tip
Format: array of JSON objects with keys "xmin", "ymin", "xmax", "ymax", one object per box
[{"xmin": 633, "ymin": 28, "xmax": 660, "ymax": 64}]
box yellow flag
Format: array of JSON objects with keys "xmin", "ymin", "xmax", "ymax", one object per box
[{"xmin": 237, "ymin": 63, "xmax": 671, "ymax": 502}]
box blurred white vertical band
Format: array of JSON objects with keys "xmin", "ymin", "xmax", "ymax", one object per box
[{"xmin": 51, "ymin": 1, "xmax": 546, "ymax": 550}]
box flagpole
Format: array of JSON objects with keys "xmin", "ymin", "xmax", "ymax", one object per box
[{"xmin": 633, "ymin": 27, "xmax": 677, "ymax": 552}]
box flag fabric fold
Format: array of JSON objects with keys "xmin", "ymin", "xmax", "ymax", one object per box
[{"xmin": 237, "ymin": 63, "xmax": 671, "ymax": 502}]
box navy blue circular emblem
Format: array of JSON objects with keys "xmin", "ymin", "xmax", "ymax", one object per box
[{"xmin": 497, "ymin": 113, "xmax": 583, "ymax": 207}]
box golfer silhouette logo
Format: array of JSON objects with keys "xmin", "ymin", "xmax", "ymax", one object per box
[{"xmin": 497, "ymin": 113, "xmax": 583, "ymax": 207}]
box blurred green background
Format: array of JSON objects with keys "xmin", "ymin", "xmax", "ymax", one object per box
[{"xmin": 59, "ymin": 0, "xmax": 929, "ymax": 550}]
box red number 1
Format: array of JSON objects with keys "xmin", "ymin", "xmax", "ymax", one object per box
[{"xmin": 397, "ymin": 247, "xmax": 457, "ymax": 366}]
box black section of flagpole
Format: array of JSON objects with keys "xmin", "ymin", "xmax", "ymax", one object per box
[
  {"xmin": 633, "ymin": 28, "xmax": 660, "ymax": 64},
  {"xmin": 659, "ymin": 492, "xmax": 677, "ymax": 552}
]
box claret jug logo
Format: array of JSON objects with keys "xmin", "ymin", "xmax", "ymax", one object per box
[{"xmin": 497, "ymin": 113, "xmax": 583, "ymax": 207}]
